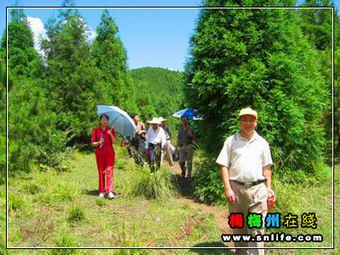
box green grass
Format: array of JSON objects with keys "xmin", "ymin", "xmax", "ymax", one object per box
[
  {"xmin": 264, "ymin": 163, "xmax": 337, "ymax": 255},
  {"xmin": 3, "ymin": 147, "xmax": 222, "ymax": 252},
  {"xmin": 1, "ymin": 146, "xmax": 339, "ymax": 255}
]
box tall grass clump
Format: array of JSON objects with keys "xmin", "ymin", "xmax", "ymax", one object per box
[
  {"xmin": 114, "ymin": 221, "xmax": 149, "ymax": 252},
  {"xmin": 50, "ymin": 224, "xmax": 78, "ymax": 255},
  {"xmin": 22, "ymin": 182, "xmax": 42, "ymax": 195},
  {"xmin": 129, "ymin": 166, "xmax": 178, "ymax": 200},
  {"xmin": 53, "ymin": 182, "xmax": 79, "ymax": 202},
  {"xmin": 67, "ymin": 204, "xmax": 86, "ymax": 223}
]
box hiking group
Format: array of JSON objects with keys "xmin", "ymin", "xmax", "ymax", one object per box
[{"xmin": 90, "ymin": 113, "xmax": 196, "ymax": 199}]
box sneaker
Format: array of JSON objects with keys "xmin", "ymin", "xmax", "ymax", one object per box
[
  {"xmin": 107, "ymin": 192, "xmax": 115, "ymax": 199},
  {"xmin": 98, "ymin": 192, "xmax": 105, "ymax": 198},
  {"xmin": 187, "ymin": 175, "xmax": 192, "ymax": 181}
]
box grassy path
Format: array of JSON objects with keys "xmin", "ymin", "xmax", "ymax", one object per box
[
  {"xmin": 6, "ymin": 148, "xmax": 232, "ymax": 254},
  {"xmin": 2, "ymin": 147, "xmax": 338, "ymax": 255}
]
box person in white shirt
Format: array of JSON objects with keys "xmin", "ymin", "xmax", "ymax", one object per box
[
  {"xmin": 146, "ymin": 117, "xmax": 166, "ymax": 171},
  {"xmin": 216, "ymin": 107, "xmax": 275, "ymax": 255}
]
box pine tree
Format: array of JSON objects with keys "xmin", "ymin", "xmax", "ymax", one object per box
[
  {"xmin": 184, "ymin": 0, "xmax": 328, "ymax": 173},
  {"xmin": 91, "ymin": 10, "xmax": 137, "ymax": 113},
  {"xmin": 0, "ymin": 9, "xmax": 66, "ymax": 174},
  {"xmin": 1, "ymin": 9, "xmax": 41, "ymax": 78},
  {"xmin": 41, "ymin": 7, "xmax": 100, "ymax": 144}
]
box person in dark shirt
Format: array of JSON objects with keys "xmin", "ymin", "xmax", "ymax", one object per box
[{"xmin": 177, "ymin": 116, "xmax": 195, "ymax": 180}]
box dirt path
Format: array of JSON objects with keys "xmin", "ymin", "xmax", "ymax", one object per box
[{"xmin": 170, "ymin": 161, "xmax": 231, "ymax": 235}]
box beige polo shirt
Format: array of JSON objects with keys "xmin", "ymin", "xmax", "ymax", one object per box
[{"xmin": 216, "ymin": 131, "xmax": 273, "ymax": 183}]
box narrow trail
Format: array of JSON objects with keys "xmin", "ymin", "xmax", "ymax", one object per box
[{"xmin": 170, "ymin": 161, "xmax": 231, "ymax": 235}]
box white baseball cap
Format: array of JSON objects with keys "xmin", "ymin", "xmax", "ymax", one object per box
[{"xmin": 239, "ymin": 107, "xmax": 258, "ymax": 119}]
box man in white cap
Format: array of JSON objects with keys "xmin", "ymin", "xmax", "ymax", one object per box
[
  {"xmin": 216, "ymin": 107, "xmax": 275, "ymax": 255},
  {"xmin": 146, "ymin": 117, "xmax": 167, "ymax": 171}
]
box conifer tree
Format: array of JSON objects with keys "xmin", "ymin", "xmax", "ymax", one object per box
[
  {"xmin": 91, "ymin": 10, "xmax": 137, "ymax": 113},
  {"xmin": 184, "ymin": 0, "xmax": 328, "ymax": 173}
]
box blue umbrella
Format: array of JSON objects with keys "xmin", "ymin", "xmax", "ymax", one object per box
[
  {"xmin": 172, "ymin": 108, "xmax": 203, "ymax": 120},
  {"xmin": 97, "ymin": 105, "xmax": 137, "ymax": 139}
]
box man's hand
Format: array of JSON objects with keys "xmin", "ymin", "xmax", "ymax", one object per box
[
  {"xmin": 267, "ymin": 188, "xmax": 276, "ymax": 211},
  {"xmin": 225, "ymin": 187, "xmax": 237, "ymax": 204},
  {"xmin": 187, "ymin": 127, "xmax": 193, "ymax": 137},
  {"xmin": 267, "ymin": 188, "xmax": 275, "ymax": 201}
]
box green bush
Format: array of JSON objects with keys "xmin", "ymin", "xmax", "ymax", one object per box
[
  {"xmin": 130, "ymin": 67, "xmax": 184, "ymax": 129},
  {"xmin": 193, "ymin": 151, "xmax": 225, "ymax": 205}
]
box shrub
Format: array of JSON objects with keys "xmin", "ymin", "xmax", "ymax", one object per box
[{"xmin": 193, "ymin": 151, "xmax": 225, "ymax": 205}]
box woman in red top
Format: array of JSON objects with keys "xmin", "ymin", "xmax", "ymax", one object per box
[{"xmin": 91, "ymin": 114, "xmax": 116, "ymax": 199}]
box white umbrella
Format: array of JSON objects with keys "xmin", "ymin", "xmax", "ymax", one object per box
[{"xmin": 97, "ymin": 105, "xmax": 137, "ymax": 139}]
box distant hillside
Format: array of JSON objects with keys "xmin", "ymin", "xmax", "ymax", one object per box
[{"xmin": 130, "ymin": 67, "xmax": 184, "ymax": 126}]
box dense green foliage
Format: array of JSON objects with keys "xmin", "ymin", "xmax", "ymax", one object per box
[
  {"xmin": 41, "ymin": 9, "xmax": 100, "ymax": 144},
  {"xmin": 184, "ymin": 1, "xmax": 330, "ymax": 202},
  {"xmin": 0, "ymin": 9, "xmax": 67, "ymax": 177},
  {"xmin": 130, "ymin": 67, "xmax": 184, "ymax": 128},
  {"xmin": 299, "ymin": 0, "xmax": 336, "ymax": 158},
  {"xmin": 1, "ymin": 6, "xmax": 135, "ymax": 175}
]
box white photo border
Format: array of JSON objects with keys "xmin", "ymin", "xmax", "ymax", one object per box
[{"xmin": 5, "ymin": 5, "xmax": 335, "ymax": 251}]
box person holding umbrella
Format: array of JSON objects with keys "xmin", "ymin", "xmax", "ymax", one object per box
[{"xmin": 91, "ymin": 114, "xmax": 116, "ymax": 199}]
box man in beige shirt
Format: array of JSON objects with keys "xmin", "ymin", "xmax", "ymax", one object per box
[{"xmin": 216, "ymin": 107, "xmax": 275, "ymax": 255}]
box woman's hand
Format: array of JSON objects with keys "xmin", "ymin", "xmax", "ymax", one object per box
[
  {"xmin": 107, "ymin": 128, "xmax": 115, "ymax": 142},
  {"xmin": 92, "ymin": 141, "xmax": 101, "ymax": 147}
]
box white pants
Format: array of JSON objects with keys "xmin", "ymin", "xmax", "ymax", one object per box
[{"xmin": 160, "ymin": 140, "xmax": 175, "ymax": 167}]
